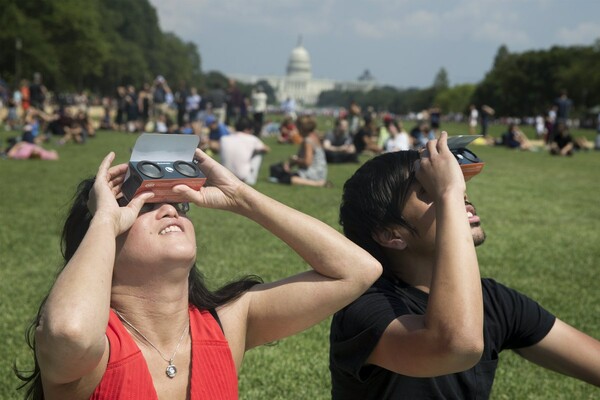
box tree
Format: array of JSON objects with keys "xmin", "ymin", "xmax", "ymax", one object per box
[
  {"xmin": 433, "ymin": 84, "xmax": 476, "ymax": 114},
  {"xmin": 493, "ymin": 45, "xmax": 510, "ymax": 68},
  {"xmin": 44, "ymin": 0, "xmax": 110, "ymax": 89},
  {"xmin": 0, "ymin": 0, "xmax": 204, "ymax": 94},
  {"xmin": 432, "ymin": 68, "xmax": 449, "ymax": 91}
]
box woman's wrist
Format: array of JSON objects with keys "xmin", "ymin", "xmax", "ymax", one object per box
[{"xmin": 90, "ymin": 212, "xmax": 121, "ymax": 237}]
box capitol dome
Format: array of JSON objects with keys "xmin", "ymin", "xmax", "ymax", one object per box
[{"xmin": 286, "ymin": 42, "xmax": 312, "ymax": 79}]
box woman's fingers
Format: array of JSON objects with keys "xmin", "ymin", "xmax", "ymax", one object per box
[
  {"xmin": 172, "ymin": 184, "xmax": 202, "ymax": 203},
  {"xmin": 127, "ymin": 191, "xmax": 155, "ymax": 212},
  {"xmin": 436, "ymin": 131, "xmax": 449, "ymax": 152},
  {"xmin": 107, "ymin": 163, "xmax": 128, "ymax": 182},
  {"xmin": 96, "ymin": 152, "xmax": 116, "ymax": 181}
]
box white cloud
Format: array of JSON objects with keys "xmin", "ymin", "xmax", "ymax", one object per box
[
  {"xmin": 346, "ymin": 1, "xmax": 536, "ymax": 47},
  {"xmin": 556, "ymin": 22, "xmax": 600, "ymax": 45},
  {"xmin": 152, "ymin": 0, "xmax": 336, "ymax": 37},
  {"xmin": 147, "ymin": 0, "xmax": 600, "ymax": 87}
]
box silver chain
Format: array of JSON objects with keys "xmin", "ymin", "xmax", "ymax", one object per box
[{"xmin": 113, "ymin": 309, "xmax": 189, "ymax": 365}]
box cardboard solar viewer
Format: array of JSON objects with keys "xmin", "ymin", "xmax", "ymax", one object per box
[
  {"xmin": 447, "ymin": 135, "xmax": 485, "ymax": 181},
  {"xmin": 421, "ymin": 135, "xmax": 485, "ymax": 181},
  {"xmin": 121, "ymin": 133, "xmax": 206, "ymax": 204}
]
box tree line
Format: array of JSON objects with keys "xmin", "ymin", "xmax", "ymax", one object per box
[
  {"xmin": 0, "ymin": 0, "xmax": 203, "ymax": 94},
  {"xmin": 318, "ymin": 42, "xmax": 600, "ymax": 119}
]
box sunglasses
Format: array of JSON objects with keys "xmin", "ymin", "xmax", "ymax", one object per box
[
  {"xmin": 139, "ymin": 202, "xmax": 190, "ymax": 214},
  {"xmin": 117, "ymin": 197, "xmax": 190, "ymax": 214}
]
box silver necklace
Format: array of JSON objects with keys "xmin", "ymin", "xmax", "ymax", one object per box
[{"xmin": 114, "ymin": 309, "xmax": 189, "ymax": 379}]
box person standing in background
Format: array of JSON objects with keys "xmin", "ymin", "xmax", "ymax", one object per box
[
  {"xmin": 251, "ymin": 85, "xmax": 267, "ymax": 137},
  {"xmin": 29, "ymin": 73, "xmax": 47, "ymax": 111},
  {"xmin": 208, "ymin": 83, "xmax": 227, "ymax": 125},
  {"xmin": 468, "ymin": 104, "xmax": 478, "ymax": 135},
  {"xmin": 550, "ymin": 90, "xmax": 573, "ymax": 144}
]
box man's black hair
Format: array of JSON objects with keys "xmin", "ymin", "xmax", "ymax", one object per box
[{"xmin": 339, "ymin": 151, "xmax": 420, "ymax": 268}]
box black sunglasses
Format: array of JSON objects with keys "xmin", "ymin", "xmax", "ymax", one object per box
[
  {"xmin": 139, "ymin": 202, "xmax": 190, "ymax": 214},
  {"xmin": 117, "ymin": 197, "xmax": 190, "ymax": 214}
]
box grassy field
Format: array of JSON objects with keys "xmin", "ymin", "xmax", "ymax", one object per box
[{"xmin": 1, "ymin": 120, "xmax": 599, "ymax": 399}]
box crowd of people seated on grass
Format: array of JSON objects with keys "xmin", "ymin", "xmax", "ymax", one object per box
[{"xmin": 3, "ymin": 73, "xmax": 600, "ymax": 165}]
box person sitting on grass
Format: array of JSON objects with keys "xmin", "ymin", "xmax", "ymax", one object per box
[
  {"xmin": 220, "ymin": 116, "xmax": 270, "ymax": 185},
  {"xmin": 329, "ymin": 133, "xmax": 600, "ymax": 399},
  {"xmin": 270, "ymin": 115, "xmax": 331, "ymax": 188},
  {"xmin": 323, "ymin": 117, "xmax": 358, "ymax": 163},
  {"xmin": 496, "ymin": 123, "xmax": 533, "ymax": 150},
  {"xmin": 16, "ymin": 149, "xmax": 381, "ymax": 399},
  {"xmin": 277, "ymin": 116, "xmax": 300, "ymax": 144},
  {"xmin": 353, "ymin": 116, "xmax": 383, "ymax": 156},
  {"xmin": 549, "ymin": 122, "xmax": 593, "ymax": 156},
  {"xmin": 203, "ymin": 114, "xmax": 230, "ymax": 155}
]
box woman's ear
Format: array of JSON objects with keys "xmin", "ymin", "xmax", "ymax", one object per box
[{"xmin": 372, "ymin": 228, "xmax": 407, "ymax": 250}]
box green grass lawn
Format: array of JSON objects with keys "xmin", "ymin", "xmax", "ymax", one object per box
[{"xmin": 1, "ymin": 121, "xmax": 599, "ymax": 399}]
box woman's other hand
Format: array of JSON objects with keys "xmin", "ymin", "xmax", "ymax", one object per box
[
  {"xmin": 88, "ymin": 152, "xmax": 154, "ymax": 235},
  {"xmin": 173, "ymin": 148, "xmax": 247, "ymax": 212}
]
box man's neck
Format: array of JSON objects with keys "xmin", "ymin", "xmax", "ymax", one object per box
[{"xmin": 386, "ymin": 251, "xmax": 434, "ymax": 293}]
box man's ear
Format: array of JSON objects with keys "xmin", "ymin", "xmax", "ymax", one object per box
[{"xmin": 372, "ymin": 228, "xmax": 407, "ymax": 250}]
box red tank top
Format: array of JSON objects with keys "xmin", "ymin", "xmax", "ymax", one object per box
[{"xmin": 90, "ymin": 306, "xmax": 238, "ymax": 399}]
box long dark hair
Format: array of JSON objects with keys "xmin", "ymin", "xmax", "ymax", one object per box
[
  {"xmin": 339, "ymin": 151, "xmax": 420, "ymax": 269},
  {"xmin": 16, "ymin": 177, "xmax": 261, "ymax": 399}
]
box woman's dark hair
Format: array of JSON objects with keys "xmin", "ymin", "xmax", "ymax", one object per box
[
  {"xmin": 16, "ymin": 177, "xmax": 261, "ymax": 399},
  {"xmin": 339, "ymin": 151, "xmax": 420, "ymax": 269}
]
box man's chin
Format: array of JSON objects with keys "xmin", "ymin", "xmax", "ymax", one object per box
[{"xmin": 472, "ymin": 225, "xmax": 486, "ymax": 247}]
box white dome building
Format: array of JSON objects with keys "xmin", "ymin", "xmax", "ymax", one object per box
[
  {"xmin": 230, "ymin": 37, "xmax": 376, "ymax": 106},
  {"xmin": 286, "ymin": 44, "xmax": 312, "ymax": 79}
]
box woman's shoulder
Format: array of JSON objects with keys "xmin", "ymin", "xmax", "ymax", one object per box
[{"xmin": 307, "ymin": 134, "xmax": 323, "ymax": 147}]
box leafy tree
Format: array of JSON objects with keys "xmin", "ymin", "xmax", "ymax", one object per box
[
  {"xmin": 0, "ymin": 1, "xmax": 60, "ymax": 87},
  {"xmin": 432, "ymin": 68, "xmax": 449, "ymax": 91},
  {"xmin": 0, "ymin": 0, "xmax": 203, "ymax": 94},
  {"xmin": 44, "ymin": 0, "xmax": 110, "ymax": 89},
  {"xmin": 204, "ymin": 71, "xmax": 230, "ymax": 90},
  {"xmin": 493, "ymin": 44, "xmax": 510, "ymax": 68},
  {"xmin": 474, "ymin": 43, "xmax": 600, "ymax": 117},
  {"xmin": 433, "ymin": 84, "xmax": 476, "ymax": 114}
]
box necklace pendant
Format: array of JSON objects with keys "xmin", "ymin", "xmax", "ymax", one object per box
[{"xmin": 166, "ymin": 362, "xmax": 177, "ymax": 379}]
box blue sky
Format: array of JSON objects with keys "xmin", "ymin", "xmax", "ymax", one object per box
[{"xmin": 149, "ymin": 0, "xmax": 600, "ymax": 88}]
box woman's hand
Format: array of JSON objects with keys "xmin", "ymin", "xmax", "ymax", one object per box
[
  {"xmin": 87, "ymin": 152, "xmax": 154, "ymax": 236},
  {"xmin": 173, "ymin": 148, "xmax": 247, "ymax": 212},
  {"xmin": 416, "ymin": 132, "xmax": 466, "ymax": 200}
]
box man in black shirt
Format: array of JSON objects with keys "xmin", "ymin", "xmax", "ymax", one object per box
[
  {"xmin": 330, "ymin": 135, "xmax": 600, "ymax": 399},
  {"xmin": 29, "ymin": 72, "xmax": 47, "ymax": 111}
]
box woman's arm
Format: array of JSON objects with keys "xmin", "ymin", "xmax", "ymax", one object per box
[
  {"xmin": 290, "ymin": 139, "xmax": 314, "ymax": 168},
  {"xmin": 174, "ymin": 149, "xmax": 382, "ymax": 350},
  {"xmin": 36, "ymin": 153, "xmax": 152, "ymax": 386}
]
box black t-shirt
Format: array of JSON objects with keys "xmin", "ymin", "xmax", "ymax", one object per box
[
  {"xmin": 353, "ymin": 128, "xmax": 372, "ymax": 154},
  {"xmin": 553, "ymin": 133, "xmax": 574, "ymax": 150},
  {"xmin": 329, "ymin": 277, "xmax": 556, "ymax": 400}
]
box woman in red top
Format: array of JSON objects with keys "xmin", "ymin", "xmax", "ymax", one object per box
[
  {"xmin": 20, "ymin": 79, "xmax": 30, "ymax": 113},
  {"xmin": 18, "ymin": 149, "xmax": 382, "ymax": 399}
]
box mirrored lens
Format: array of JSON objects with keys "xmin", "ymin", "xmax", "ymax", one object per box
[
  {"xmin": 138, "ymin": 202, "xmax": 190, "ymax": 215},
  {"xmin": 452, "ymin": 148, "xmax": 481, "ymax": 164}
]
